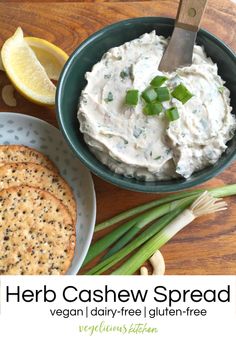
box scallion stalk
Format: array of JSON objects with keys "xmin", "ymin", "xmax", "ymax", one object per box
[
  {"xmin": 102, "ymin": 225, "xmax": 140, "ymax": 260},
  {"xmin": 83, "ymin": 218, "xmax": 137, "ymax": 265},
  {"xmin": 95, "ymin": 184, "xmax": 236, "ymax": 232},
  {"xmin": 95, "ymin": 190, "xmax": 201, "ymax": 232},
  {"xmin": 86, "ymin": 195, "xmax": 195, "ymax": 265},
  {"xmin": 86, "ymin": 204, "xmax": 188, "ymax": 275},
  {"xmin": 112, "ymin": 192, "xmax": 227, "ymax": 275},
  {"xmin": 102, "ymin": 195, "xmax": 196, "ymax": 260},
  {"xmin": 88, "ymin": 193, "xmax": 204, "ymax": 267},
  {"xmin": 85, "ymin": 184, "xmax": 236, "ymax": 274}
]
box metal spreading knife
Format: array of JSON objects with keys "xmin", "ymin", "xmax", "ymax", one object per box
[{"xmin": 158, "ymin": 0, "xmax": 208, "ymax": 72}]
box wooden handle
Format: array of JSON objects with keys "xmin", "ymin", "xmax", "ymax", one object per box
[{"xmin": 176, "ymin": 0, "xmax": 208, "ymax": 31}]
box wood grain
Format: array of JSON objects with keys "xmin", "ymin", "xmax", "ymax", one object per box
[{"xmin": 0, "ymin": 0, "xmax": 236, "ymax": 275}]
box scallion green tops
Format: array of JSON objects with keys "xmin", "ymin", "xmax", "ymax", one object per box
[
  {"xmin": 141, "ymin": 87, "xmax": 158, "ymax": 103},
  {"xmin": 165, "ymin": 107, "xmax": 179, "ymax": 122},
  {"xmin": 171, "ymin": 83, "xmax": 193, "ymax": 104},
  {"xmin": 125, "ymin": 75, "xmax": 193, "ymax": 120},
  {"xmin": 155, "ymin": 87, "xmax": 170, "ymax": 102},
  {"xmin": 150, "ymin": 75, "xmax": 168, "ymax": 88},
  {"xmin": 125, "ymin": 89, "xmax": 139, "ymax": 106},
  {"xmin": 143, "ymin": 102, "xmax": 163, "ymax": 116}
]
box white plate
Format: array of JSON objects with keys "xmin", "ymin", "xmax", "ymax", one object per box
[{"xmin": 0, "ymin": 112, "xmax": 96, "ymax": 274}]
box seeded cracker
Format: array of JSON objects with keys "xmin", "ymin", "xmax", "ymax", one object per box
[
  {"xmin": 0, "ymin": 145, "xmax": 57, "ymax": 171},
  {"xmin": 0, "ymin": 162, "xmax": 76, "ymax": 222},
  {"xmin": 0, "ymin": 186, "xmax": 76, "ymax": 275}
]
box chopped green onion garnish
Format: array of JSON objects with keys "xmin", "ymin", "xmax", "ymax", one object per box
[
  {"xmin": 155, "ymin": 87, "xmax": 170, "ymax": 102},
  {"xmin": 141, "ymin": 87, "xmax": 158, "ymax": 103},
  {"xmin": 143, "ymin": 102, "xmax": 163, "ymax": 116},
  {"xmin": 166, "ymin": 107, "xmax": 179, "ymax": 121},
  {"xmin": 171, "ymin": 83, "xmax": 193, "ymax": 104},
  {"xmin": 150, "ymin": 75, "xmax": 168, "ymax": 88},
  {"xmin": 125, "ymin": 89, "xmax": 139, "ymax": 106}
]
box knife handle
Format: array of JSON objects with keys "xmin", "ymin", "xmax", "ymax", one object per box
[{"xmin": 176, "ymin": 0, "xmax": 208, "ymax": 31}]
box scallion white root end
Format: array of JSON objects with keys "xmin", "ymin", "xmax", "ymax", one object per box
[
  {"xmin": 191, "ymin": 191, "xmax": 227, "ymax": 217},
  {"xmin": 161, "ymin": 191, "xmax": 227, "ymax": 246}
]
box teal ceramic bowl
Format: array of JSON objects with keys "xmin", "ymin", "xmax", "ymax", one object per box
[{"xmin": 56, "ymin": 17, "xmax": 236, "ymax": 193}]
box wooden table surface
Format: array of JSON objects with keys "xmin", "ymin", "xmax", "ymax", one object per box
[{"xmin": 0, "ymin": 0, "xmax": 236, "ymax": 275}]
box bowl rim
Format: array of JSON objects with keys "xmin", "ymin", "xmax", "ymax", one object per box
[{"xmin": 56, "ymin": 16, "xmax": 236, "ymax": 193}]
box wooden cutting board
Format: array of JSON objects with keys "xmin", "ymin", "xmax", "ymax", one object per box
[{"xmin": 0, "ymin": 0, "xmax": 236, "ymax": 275}]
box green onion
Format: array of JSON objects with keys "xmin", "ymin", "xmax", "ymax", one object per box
[
  {"xmin": 143, "ymin": 102, "xmax": 163, "ymax": 116},
  {"xmin": 166, "ymin": 107, "xmax": 179, "ymax": 121},
  {"xmin": 150, "ymin": 75, "xmax": 168, "ymax": 88},
  {"xmin": 86, "ymin": 195, "xmax": 198, "ymax": 273},
  {"xmin": 155, "ymin": 87, "xmax": 170, "ymax": 102},
  {"xmin": 86, "ymin": 195, "xmax": 193, "ymax": 265},
  {"xmin": 125, "ymin": 89, "xmax": 139, "ymax": 106},
  {"xmin": 95, "ymin": 185, "xmax": 236, "ymax": 232},
  {"xmin": 141, "ymin": 87, "xmax": 158, "ymax": 102},
  {"xmin": 86, "ymin": 205, "xmax": 188, "ymax": 275},
  {"xmin": 83, "ymin": 218, "xmax": 138, "ymax": 266},
  {"xmin": 95, "ymin": 189, "xmax": 202, "ymax": 232},
  {"xmin": 87, "ymin": 183, "xmax": 236, "ymax": 275},
  {"xmin": 171, "ymin": 83, "xmax": 193, "ymax": 104},
  {"xmin": 102, "ymin": 225, "xmax": 140, "ymax": 261},
  {"xmin": 102, "ymin": 195, "xmax": 195, "ymax": 260},
  {"xmin": 84, "ymin": 184, "xmax": 236, "ymax": 274},
  {"xmin": 112, "ymin": 192, "xmax": 227, "ymax": 275}
]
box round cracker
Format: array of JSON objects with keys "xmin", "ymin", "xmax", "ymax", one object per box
[
  {"xmin": 0, "ymin": 162, "xmax": 76, "ymax": 222},
  {"xmin": 0, "ymin": 145, "xmax": 57, "ymax": 171},
  {"xmin": 0, "ymin": 186, "xmax": 76, "ymax": 275}
]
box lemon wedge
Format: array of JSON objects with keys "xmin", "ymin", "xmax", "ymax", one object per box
[
  {"xmin": 1, "ymin": 27, "xmax": 67, "ymax": 106},
  {"xmin": 25, "ymin": 36, "xmax": 68, "ymax": 80}
]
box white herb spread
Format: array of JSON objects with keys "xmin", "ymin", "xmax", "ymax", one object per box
[{"xmin": 77, "ymin": 31, "xmax": 235, "ymax": 180}]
